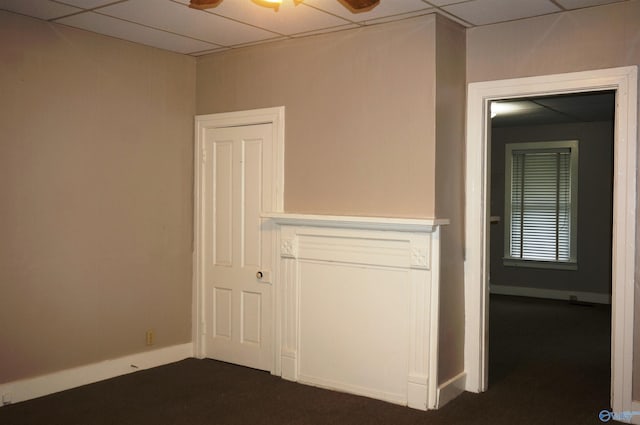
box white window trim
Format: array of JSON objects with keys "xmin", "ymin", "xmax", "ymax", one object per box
[{"xmin": 503, "ymin": 140, "xmax": 579, "ymax": 269}]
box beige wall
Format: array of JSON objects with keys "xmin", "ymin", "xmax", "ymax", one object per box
[
  {"xmin": 433, "ymin": 15, "xmax": 467, "ymax": 384},
  {"xmin": 467, "ymin": 0, "xmax": 640, "ymax": 83},
  {"xmin": 5, "ymin": 0, "xmax": 636, "ymax": 403},
  {"xmin": 0, "ymin": 11, "xmax": 196, "ymax": 383},
  {"xmin": 196, "ymin": 16, "xmax": 438, "ymax": 218},
  {"xmin": 466, "ymin": 0, "xmax": 640, "ymax": 400},
  {"xmin": 197, "ymin": 13, "xmax": 469, "ymax": 385}
]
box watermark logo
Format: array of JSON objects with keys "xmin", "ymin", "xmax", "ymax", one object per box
[{"xmin": 599, "ymin": 409, "xmax": 640, "ymax": 422}]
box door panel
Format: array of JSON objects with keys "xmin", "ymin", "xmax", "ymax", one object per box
[
  {"xmin": 214, "ymin": 141, "xmax": 233, "ymax": 266},
  {"xmin": 214, "ymin": 287, "xmax": 232, "ymax": 339},
  {"xmin": 203, "ymin": 123, "xmax": 273, "ymax": 371},
  {"xmin": 241, "ymin": 291, "xmax": 262, "ymax": 344},
  {"xmin": 243, "ymin": 139, "xmax": 262, "ymax": 268}
]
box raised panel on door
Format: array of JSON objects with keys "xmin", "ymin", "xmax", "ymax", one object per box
[
  {"xmin": 203, "ymin": 123, "xmax": 273, "ymax": 371},
  {"xmin": 214, "ymin": 287, "xmax": 232, "ymax": 339},
  {"xmin": 241, "ymin": 291, "xmax": 262, "ymax": 345},
  {"xmin": 214, "ymin": 141, "xmax": 233, "ymax": 267},
  {"xmin": 243, "ymin": 140, "xmax": 262, "ymax": 268}
]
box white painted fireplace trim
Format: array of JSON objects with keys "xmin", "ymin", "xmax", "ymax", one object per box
[{"xmin": 263, "ymin": 213, "xmax": 448, "ymax": 411}]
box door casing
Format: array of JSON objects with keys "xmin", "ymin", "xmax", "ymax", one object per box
[
  {"xmin": 464, "ymin": 66, "xmax": 638, "ymax": 413},
  {"xmin": 193, "ymin": 106, "xmax": 285, "ymax": 373}
]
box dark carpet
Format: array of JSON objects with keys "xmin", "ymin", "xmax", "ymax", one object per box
[{"xmin": 0, "ymin": 295, "xmax": 611, "ymax": 425}]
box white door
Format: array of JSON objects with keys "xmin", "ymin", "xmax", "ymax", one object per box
[{"xmin": 202, "ymin": 123, "xmax": 274, "ymax": 371}]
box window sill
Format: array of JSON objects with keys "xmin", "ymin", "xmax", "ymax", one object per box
[{"xmin": 503, "ymin": 258, "xmax": 578, "ymax": 271}]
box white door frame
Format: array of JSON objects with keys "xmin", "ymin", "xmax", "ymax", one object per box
[
  {"xmin": 192, "ymin": 106, "xmax": 285, "ymax": 373},
  {"xmin": 464, "ymin": 67, "xmax": 637, "ymax": 413}
]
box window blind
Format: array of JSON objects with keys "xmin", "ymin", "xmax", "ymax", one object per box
[{"xmin": 509, "ymin": 149, "xmax": 572, "ymax": 262}]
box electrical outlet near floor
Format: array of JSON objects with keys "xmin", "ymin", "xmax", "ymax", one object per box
[{"xmin": 145, "ymin": 330, "xmax": 154, "ymax": 346}]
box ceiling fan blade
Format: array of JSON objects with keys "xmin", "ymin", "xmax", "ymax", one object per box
[
  {"xmin": 338, "ymin": 0, "xmax": 380, "ymax": 12},
  {"xmin": 189, "ymin": 0, "xmax": 224, "ymax": 9}
]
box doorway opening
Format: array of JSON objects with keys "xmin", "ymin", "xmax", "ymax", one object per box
[
  {"xmin": 463, "ymin": 67, "xmax": 637, "ymax": 414},
  {"xmin": 487, "ymin": 91, "xmax": 615, "ymax": 419}
]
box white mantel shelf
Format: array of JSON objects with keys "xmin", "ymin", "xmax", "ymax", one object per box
[
  {"xmin": 262, "ymin": 213, "xmax": 449, "ymax": 232},
  {"xmin": 267, "ymin": 211, "xmax": 446, "ymax": 410}
]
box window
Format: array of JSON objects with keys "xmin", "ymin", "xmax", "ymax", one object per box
[{"xmin": 504, "ymin": 140, "xmax": 578, "ymax": 269}]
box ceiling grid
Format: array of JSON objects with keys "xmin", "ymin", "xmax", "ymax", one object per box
[{"xmin": 0, "ymin": 0, "xmax": 630, "ymax": 55}]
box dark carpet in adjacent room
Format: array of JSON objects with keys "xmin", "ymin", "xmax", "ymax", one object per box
[{"xmin": 0, "ymin": 295, "xmax": 611, "ymax": 425}]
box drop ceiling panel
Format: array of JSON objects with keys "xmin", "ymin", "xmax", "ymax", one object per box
[
  {"xmin": 0, "ymin": 0, "xmax": 631, "ymax": 56},
  {"xmin": 57, "ymin": 12, "xmax": 219, "ymax": 54},
  {"xmin": 97, "ymin": 0, "xmax": 279, "ymax": 46},
  {"xmin": 198, "ymin": 0, "xmax": 350, "ymax": 35},
  {"xmin": 291, "ymin": 23, "xmax": 359, "ymax": 37},
  {"xmin": 303, "ymin": 0, "xmax": 432, "ymax": 23},
  {"xmin": 491, "ymin": 92, "xmax": 615, "ymax": 127},
  {"xmin": 535, "ymin": 93, "xmax": 615, "ymax": 121},
  {"xmin": 57, "ymin": 0, "xmax": 123, "ymax": 9},
  {"xmin": 191, "ymin": 47, "xmax": 229, "ymax": 56},
  {"xmin": 443, "ymin": 0, "xmax": 561, "ymax": 25},
  {"xmin": 0, "ymin": 0, "xmax": 81, "ymax": 20},
  {"xmin": 554, "ymin": 0, "xmax": 622, "ymax": 9},
  {"xmin": 425, "ymin": 0, "xmax": 466, "ymax": 6},
  {"xmin": 361, "ymin": 8, "xmax": 437, "ymax": 25}
]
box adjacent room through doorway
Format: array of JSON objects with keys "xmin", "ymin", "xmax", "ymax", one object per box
[
  {"xmin": 487, "ymin": 91, "xmax": 615, "ymax": 418},
  {"xmin": 464, "ymin": 66, "xmax": 637, "ymax": 416}
]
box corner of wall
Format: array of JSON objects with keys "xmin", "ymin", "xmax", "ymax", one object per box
[{"xmin": 433, "ymin": 13, "xmax": 467, "ymax": 387}]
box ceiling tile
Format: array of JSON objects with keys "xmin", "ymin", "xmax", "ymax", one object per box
[
  {"xmin": 201, "ymin": 0, "xmax": 350, "ymax": 35},
  {"xmin": 535, "ymin": 92, "xmax": 615, "ymax": 120},
  {"xmin": 56, "ymin": 0, "xmax": 122, "ymax": 9},
  {"xmin": 231, "ymin": 35, "xmax": 290, "ymax": 48},
  {"xmin": 98, "ymin": 0, "xmax": 279, "ymax": 46},
  {"xmin": 424, "ymin": 0, "xmax": 467, "ymax": 6},
  {"xmin": 443, "ymin": 0, "xmax": 561, "ymax": 26},
  {"xmin": 4, "ymin": 0, "xmax": 628, "ymax": 58},
  {"xmin": 190, "ymin": 47, "xmax": 230, "ymax": 56},
  {"xmin": 303, "ymin": 0, "xmax": 432, "ymax": 23},
  {"xmin": 492, "ymin": 92, "xmax": 615, "ymax": 127},
  {"xmin": 434, "ymin": 9, "xmax": 474, "ymax": 26},
  {"xmin": 0, "ymin": 0, "xmax": 81, "ymax": 20},
  {"xmin": 291, "ymin": 23, "xmax": 359, "ymax": 37},
  {"xmin": 56, "ymin": 11, "xmax": 219, "ymax": 54},
  {"xmin": 361, "ymin": 8, "xmax": 436, "ymax": 25},
  {"xmin": 554, "ymin": 0, "xmax": 623, "ymax": 9}
]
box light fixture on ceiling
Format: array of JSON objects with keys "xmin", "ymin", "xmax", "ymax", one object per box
[
  {"xmin": 188, "ymin": 0, "xmax": 223, "ymax": 9},
  {"xmin": 337, "ymin": 0, "xmax": 380, "ymax": 13},
  {"xmin": 490, "ymin": 101, "xmax": 530, "ymax": 119},
  {"xmin": 189, "ymin": 0, "xmax": 380, "ymax": 12},
  {"xmin": 250, "ymin": 0, "xmax": 299, "ymax": 12}
]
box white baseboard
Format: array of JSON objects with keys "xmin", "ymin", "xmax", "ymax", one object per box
[
  {"xmin": 0, "ymin": 343, "xmax": 193, "ymax": 406},
  {"xmin": 629, "ymin": 401, "xmax": 640, "ymax": 424},
  {"xmin": 490, "ymin": 284, "xmax": 611, "ymax": 305},
  {"xmin": 280, "ymin": 351, "xmax": 297, "ymax": 382},
  {"xmin": 407, "ymin": 374, "xmax": 428, "ymax": 411},
  {"xmin": 298, "ymin": 373, "xmax": 407, "ymax": 406},
  {"xmin": 602, "ymin": 401, "xmax": 640, "ymax": 424},
  {"xmin": 436, "ymin": 372, "xmax": 466, "ymax": 408}
]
